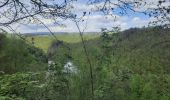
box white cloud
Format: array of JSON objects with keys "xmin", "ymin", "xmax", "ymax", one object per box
[
  {"xmin": 132, "ymin": 0, "xmax": 170, "ymax": 12},
  {"xmin": 131, "ymin": 17, "xmax": 147, "ymax": 27},
  {"xmin": 5, "ymin": 0, "xmax": 166, "ymax": 33},
  {"xmin": 71, "ymin": 1, "xmax": 118, "ymax": 13},
  {"xmin": 15, "ymin": 14, "xmax": 130, "ymax": 33}
]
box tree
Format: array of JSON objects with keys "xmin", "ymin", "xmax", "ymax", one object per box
[{"xmin": 0, "ymin": 0, "xmax": 75, "ymax": 26}]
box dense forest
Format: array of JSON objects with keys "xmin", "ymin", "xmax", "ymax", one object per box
[{"xmin": 0, "ymin": 27, "xmax": 170, "ymax": 100}]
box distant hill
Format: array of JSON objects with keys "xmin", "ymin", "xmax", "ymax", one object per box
[
  {"xmin": 23, "ymin": 32, "xmax": 100, "ymax": 36},
  {"xmin": 23, "ymin": 32, "xmax": 69, "ymax": 36}
]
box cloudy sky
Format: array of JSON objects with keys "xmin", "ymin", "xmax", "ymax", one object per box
[{"xmin": 2, "ymin": 0, "xmax": 168, "ymax": 33}]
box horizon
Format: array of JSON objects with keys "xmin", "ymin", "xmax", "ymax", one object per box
[{"xmin": 7, "ymin": 25, "xmax": 164, "ymax": 34}]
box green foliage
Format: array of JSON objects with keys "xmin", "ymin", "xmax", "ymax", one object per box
[
  {"xmin": 0, "ymin": 34, "xmax": 47, "ymax": 74},
  {"xmin": 0, "ymin": 72, "xmax": 44, "ymax": 100},
  {"xmin": 0, "ymin": 27, "xmax": 170, "ymax": 100},
  {"xmin": 48, "ymin": 27, "xmax": 170, "ymax": 100}
]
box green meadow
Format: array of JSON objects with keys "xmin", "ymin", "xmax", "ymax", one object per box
[{"xmin": 26, "ymin": 34, "xmax": 100, "ymax": 52}]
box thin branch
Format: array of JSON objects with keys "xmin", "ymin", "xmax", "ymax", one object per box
[
  {"xmin": 5, "ymin": 25, "xmax": 31, "ymax": 44},
  {"xmin": 74, "ymin": 19, "xmax": 94, "ymax": 100},
  {"xmin": 0, "ymin": 0, "xmax": 9, "ymax": 8}
]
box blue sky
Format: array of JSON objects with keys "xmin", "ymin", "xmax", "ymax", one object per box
[{"xmin": 2, "ymin": 0, "xmax": 167, "ymax": 33}]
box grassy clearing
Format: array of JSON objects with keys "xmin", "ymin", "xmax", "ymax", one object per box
[{"xmin": 26, "ymin": 34, "xmax": 99, "ymax": 52}]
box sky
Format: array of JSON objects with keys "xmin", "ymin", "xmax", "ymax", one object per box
[{"xmin": 1, "ymin": 0, "xmax": 169, "ymax": 33}]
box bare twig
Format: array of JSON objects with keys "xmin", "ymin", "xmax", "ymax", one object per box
[{"xmin": 74, "ymin": 18, "xmax": 94, "ymax": 100}]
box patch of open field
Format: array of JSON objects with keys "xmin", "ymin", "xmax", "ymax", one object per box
[{"xmin": 26, "ymin": 34, "xmax": 100, "ymax": 52}]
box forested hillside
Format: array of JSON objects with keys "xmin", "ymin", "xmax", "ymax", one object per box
[
  {"xmin": 1, "ymin": 27, "xmax": 169, "ymax": 100},
  {"xmin": 47, "ymin": 27, "xmax": 170, "ymax": 100},
  {"xmin": 0, "ymin": 33, "xmax": 47, "ymax": 74}
]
